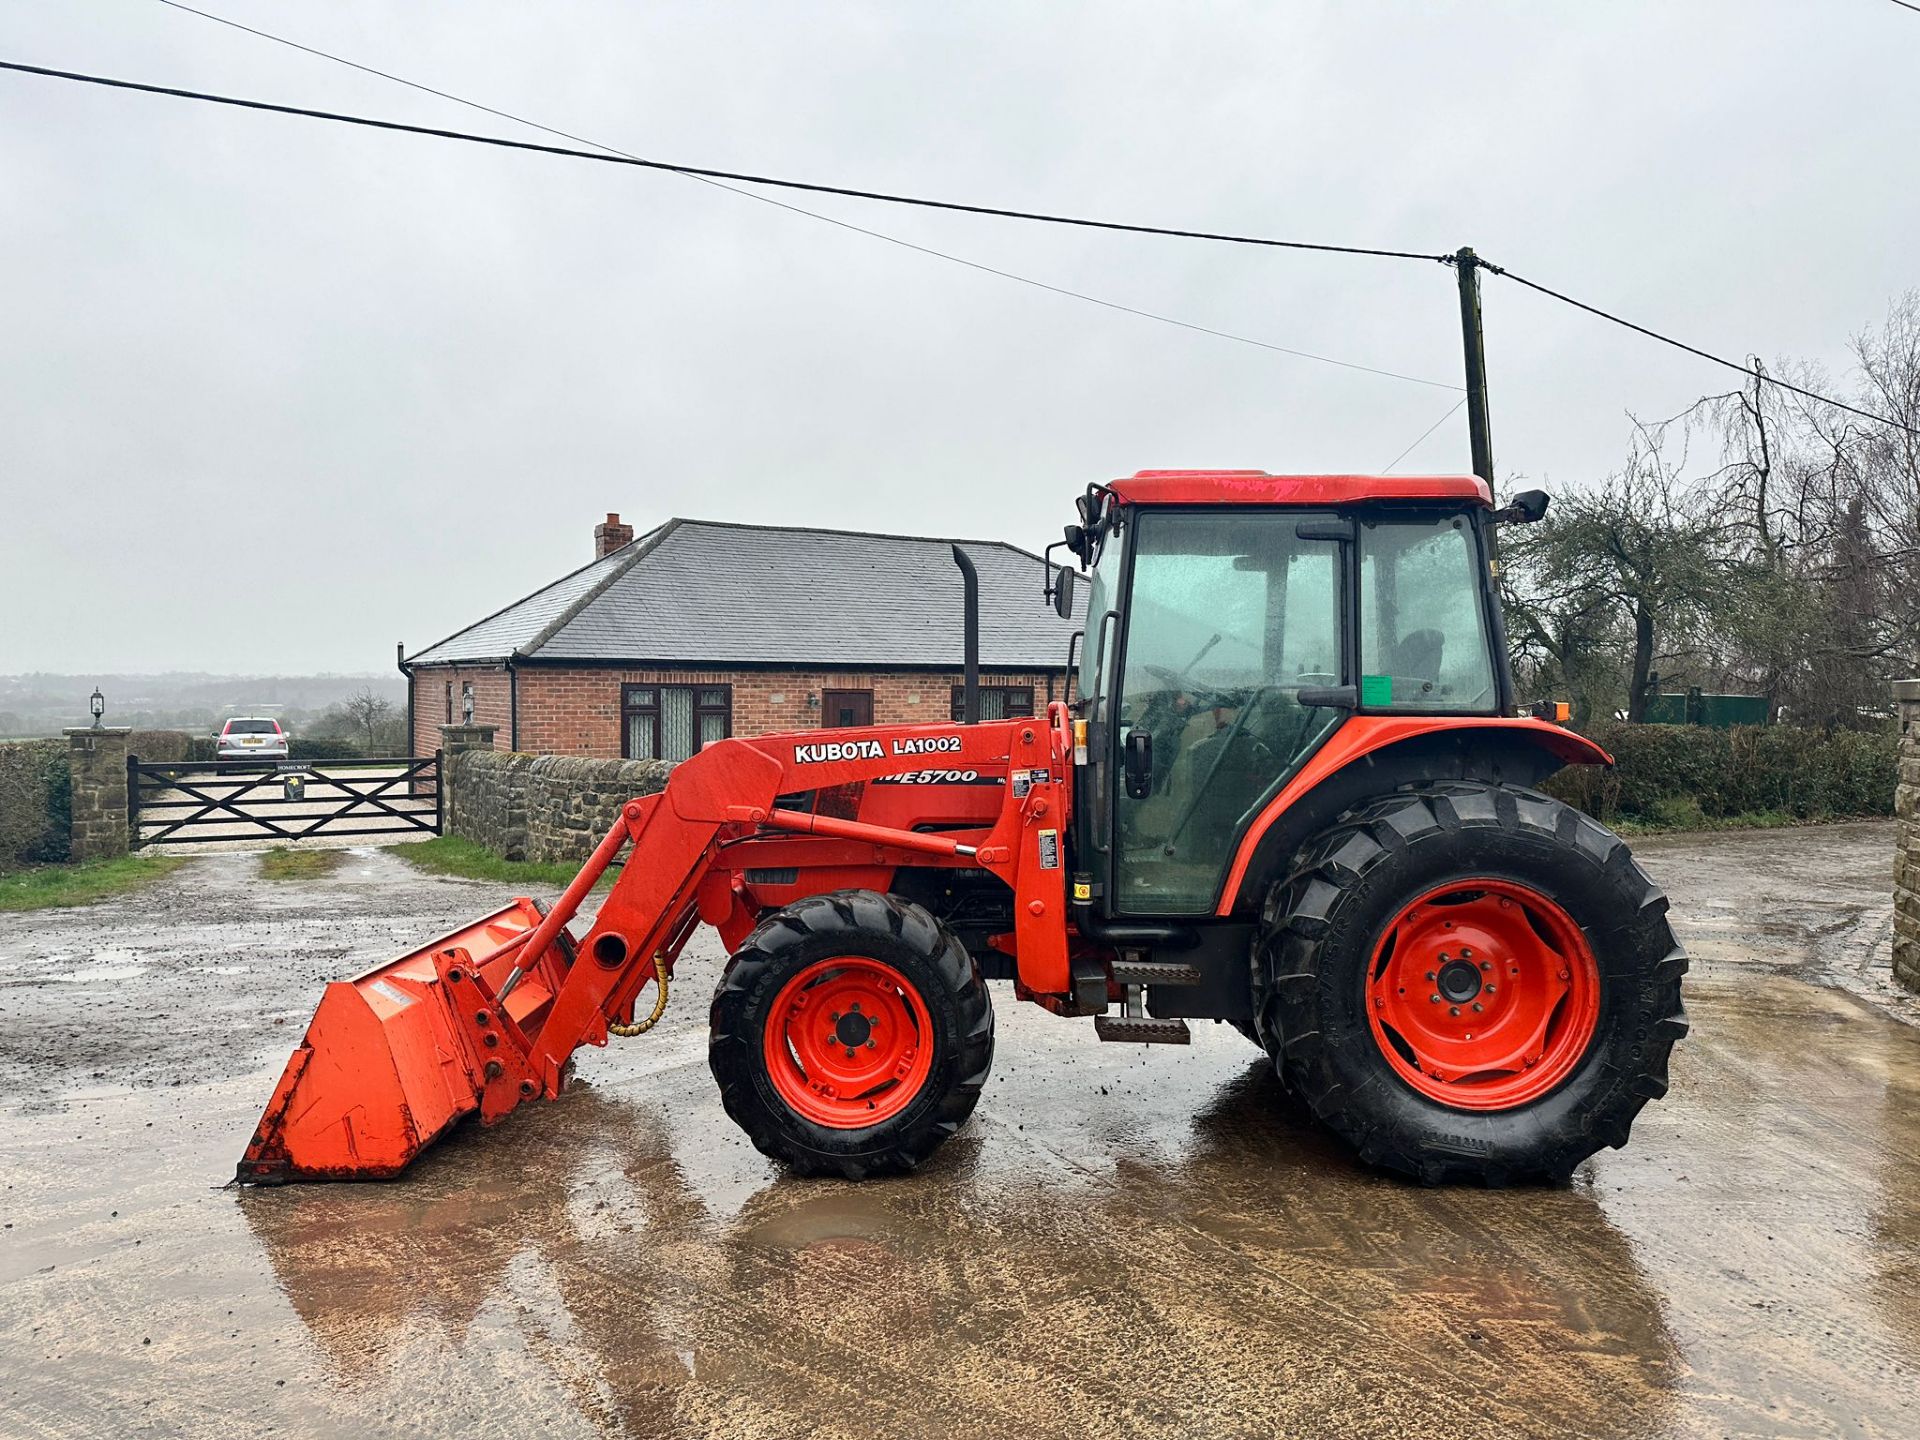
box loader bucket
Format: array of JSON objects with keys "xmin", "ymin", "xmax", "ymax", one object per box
[{"xmin": 237, "ymin": 898, "xmax": 574, "ymax": 1183}]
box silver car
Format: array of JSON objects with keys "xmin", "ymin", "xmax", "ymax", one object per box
[{"xmin": 216, "ymin": 717, "xmax": 289, "ymax": 759}]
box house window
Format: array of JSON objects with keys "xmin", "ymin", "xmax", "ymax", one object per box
[
  {"xmin": 949, "ymin": 685, "xmax": 1035, "ymax": 722},
  {"xmin": 623, "ymin": 684, "xmax": 731, "ymax": 762}
]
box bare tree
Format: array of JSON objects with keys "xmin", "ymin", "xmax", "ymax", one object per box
[
  {"xmin": 1505, "ymin": 293, "xmax": 1920, "ymax": 730},
  {"xmin": 339, "ymin": 687, "xmax": 394, "ymax": 754},
  {"xmin": 1505, "ymin": 421, "xmax": 1735, "ymax": 721}
]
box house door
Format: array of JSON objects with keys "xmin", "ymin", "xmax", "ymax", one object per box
[{"xmin": 822, "ymin": 689, "xmax": 874, "ymax": 727}]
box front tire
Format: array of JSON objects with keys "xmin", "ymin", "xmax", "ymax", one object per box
[
  {"xmin": 1253, "ymin": 782, "xmax": 1687, "ymax": 1184},
  {"xmin": 709, "ymin": 890, "xmax": 994, "ymax": 1179}
]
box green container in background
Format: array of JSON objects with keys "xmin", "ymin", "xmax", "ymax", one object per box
[{"xmin": 1644, "ymin": 689, "xmax": 1770, "ymax": 728}]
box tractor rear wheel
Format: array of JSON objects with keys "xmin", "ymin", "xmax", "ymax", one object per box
[
  {"xmin": 710, "ymin": 890, "xmax": 994, "ymax": 1179},
  {"xmin": 1253, "ymin": 782, "xmax": 1687, "ymax": 1184}
]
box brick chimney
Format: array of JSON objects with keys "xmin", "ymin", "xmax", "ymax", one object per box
[{"xmin": 594, "ymin": 512, "xmax": 634, "ymax": 559}]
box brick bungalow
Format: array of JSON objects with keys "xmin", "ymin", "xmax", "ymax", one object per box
[{"xmin": 401, "ymin": 514, "xmax": 1081, "ymax": 760}]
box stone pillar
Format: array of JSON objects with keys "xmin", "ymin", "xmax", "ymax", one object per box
[
  {"xmin": 439, "ymin": 724, "xmax": 497, "ymax": 842},
  {"xmin": 439, "ymin": 723, "xmax": 497, "ymax": 756},
  {"xmin": 1893, "ymin": 681, "xmax": 1920, "ymax": 994},
  {"xmin": 65, "ymin": 726, "xmax": 132, "ymax": 861}
]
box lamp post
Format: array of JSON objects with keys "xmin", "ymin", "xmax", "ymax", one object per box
[{"xmin": 89, "ymin": 688, "xmax": 105, "ymax": 730}]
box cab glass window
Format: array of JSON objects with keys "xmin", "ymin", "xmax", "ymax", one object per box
[{"xmin": 1358, "ymin": 515, "xmax": 1496, "ymax": 712}]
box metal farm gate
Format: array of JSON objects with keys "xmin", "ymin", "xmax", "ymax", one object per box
[{"xmin": 127, "ymin": 753, "xmax": 441, "ymax": 848}]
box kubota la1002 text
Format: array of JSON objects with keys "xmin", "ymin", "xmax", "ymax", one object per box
[{"xmin": 240, "ymin": 472, "xmax": 1686, "ymax": 1186}]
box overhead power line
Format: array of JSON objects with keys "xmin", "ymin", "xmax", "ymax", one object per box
[
  {"xmin": 1481, "ymin": 261, "xmax": 1918, "ymax": 437},
  {"xmin": 137, "ymin": 2, "xmax": 1457, "ymax": 390},
  {"xmin": 1381, "ymin": 398, "xmax": 1468, "ymax": 473},
  {"xmin": 0, "ymin": 58, "xmax": 1446, "ymax": 263},
  {"xmin": 5, "ymin": 52, "xmax": 1914, "ymax": 439}
]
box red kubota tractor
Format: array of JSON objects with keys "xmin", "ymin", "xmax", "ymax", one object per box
[{"xmin": 240, "ymin": 472, "xmax": 1686, "ymax": 1187}]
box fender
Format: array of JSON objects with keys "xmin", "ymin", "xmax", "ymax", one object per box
[{"xmin": 1214, "ymin": 716, "xmax": 1611, "ymax": 916}]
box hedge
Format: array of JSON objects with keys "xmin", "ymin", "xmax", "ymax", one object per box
[
  {"xmin": 0, "ymin": 739, "xmax": 71, "ymax": 868},
  {"xmin": 1543, "ymin": 721, "xmax": 1897, "ymax": 826},
  {"xmin": 129, "ymin": 728, "xmax": 194, "ymax": 763}
]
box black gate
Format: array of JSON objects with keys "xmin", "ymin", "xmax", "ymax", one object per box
[{"xmin": 127, "ymin": 753, "xmax": 442, "ymax": 848}]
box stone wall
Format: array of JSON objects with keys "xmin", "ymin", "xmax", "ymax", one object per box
[
  {"xmin": 446, "ymin": 747, "xmax": 535, "ymax": 859},
  {"xmin": 441, "ymin": 725, "xmax": 669, "ymax": 864},
  {"xmin": 1893, "ymin": 680, "xmax": 1920, "ymax": 993},
  {"xmin": 524, "ymin": 754, "xmax": 671, "ymax": 864}
]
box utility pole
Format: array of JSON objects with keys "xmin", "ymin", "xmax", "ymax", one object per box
[
  {"xmin": 1454, "ymin": 246, "xmax": 1495, "ymax": 485},
  {"xmin": 1455, "ymin": 245, "xmax": 1517, "ymax": 715}
]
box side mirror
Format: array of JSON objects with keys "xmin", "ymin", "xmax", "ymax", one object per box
[
  {"xmin": 1052, "ymin": 565, "xmax": 1077, "ymax": 619},
  {"xmin": 1123, "ymin": 729, "xmax": 1153, "ymax": 799},
  {"xmin": 1494, "ymin": 489, "xmax": 1550, "ymax": 524}
]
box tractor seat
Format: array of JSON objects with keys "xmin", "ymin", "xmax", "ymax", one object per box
[{"xmin": 1392, "ymin": 628, "xmax": 1446, "ymax": 684}]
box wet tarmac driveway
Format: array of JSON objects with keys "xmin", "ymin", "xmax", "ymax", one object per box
[{"xmin": 1, "ymin": 824, "xmax": 1916, "ymax": 1438}]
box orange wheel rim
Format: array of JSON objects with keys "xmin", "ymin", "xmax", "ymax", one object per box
[
  {"xmin": 763, "ymin": 957, "xmax": 936, "ymax": 1129},
  {"xmin": 1367, "ymin": 879, "xmax": 1601, "ymax": 1110}
]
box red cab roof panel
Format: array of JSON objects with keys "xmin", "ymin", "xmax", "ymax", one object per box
[{"xmin": 1107, "ymin": 471, "xmax": 1492, "ymax": 508}]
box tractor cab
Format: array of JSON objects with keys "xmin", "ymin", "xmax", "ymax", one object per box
[{"xmin": 1064, "ymin": 472, "xmax": 1505, "ymax": 916}]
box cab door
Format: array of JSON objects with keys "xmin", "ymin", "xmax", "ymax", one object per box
[{"xmin": 1108, "ymin": 509, "xmax": 1347, "ymax": 915}]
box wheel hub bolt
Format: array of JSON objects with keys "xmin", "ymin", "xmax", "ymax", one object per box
[
  {"xmin": 845, "ymin": 1048, "xmax": 856, "ymax": 1059},
  {"xmin": 1472, "ymin": 1002, "xmax": 1483, "ymax": 1013},
  {"xmin": 1430, "ymin": 994, "xmax": 1442, "ymax": 1004},
  {"xmin": 866, "ymin": 1039, "xmax": 877, "ymax": 1050},
  {"xmin": 1479, "ymin": 961, "xmax": 1492, "ymax": 972},
  {"xmin": 830, "ymin": 1011, "xmax": 841, "ymax": 1022},
  {"xmin": 1449, "ymin": 1006, "xmax": 1461, "ymax": 1016},
  {"xmin": 1426, "ymin": 970, "xmax": 1437, "ymax": 981}
]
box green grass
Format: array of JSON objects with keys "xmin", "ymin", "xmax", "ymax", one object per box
[
  {"xmin": 258, "ymin": 847, "xmax": 347, "ymax": 880},
  {"xmin": 387, "ymin": 835, "xmax": 611, "ymax": 890},
  {"xmin": 0, "ymin": 854, "xmax": 185, "ymax": 912}
]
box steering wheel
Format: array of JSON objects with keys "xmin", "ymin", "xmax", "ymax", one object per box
[
  {"xmin": 1161, "ymin": 685, "xmax": 1281, "ymax": 855},
  {"xmin": 1140, "ymin": 663, "xmax": 1234, "ymax": 712}
]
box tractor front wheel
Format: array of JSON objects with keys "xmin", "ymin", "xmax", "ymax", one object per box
[
  {"xmin": 710, "ymin": 890, "xmax": 994, "ymax": 1179},
  {"xmin": 1254, "ymin": 782, "xmax": 1688, "ymax": 1184}
]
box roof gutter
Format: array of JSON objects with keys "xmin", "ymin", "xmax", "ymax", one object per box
[
  {"xmin": 396, "ymin": 641, "xmax": 413, "ymax": 758},
  {"xmin": 508, "ymin": 649, "xmax": 520, "ymax": 751}
]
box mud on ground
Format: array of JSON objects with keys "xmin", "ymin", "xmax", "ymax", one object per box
[{"xmin": 1, "ymin": 827, "xmax": 1916, "ymax": 1439}]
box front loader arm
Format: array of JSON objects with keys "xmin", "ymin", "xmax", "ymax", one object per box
[
  {"xmin": 237, "ymin": 709, "xmax": 1071, "ymax": 1182},
  {"xmin": 536, "ymin": 710, "xmax": 1073, "ymax": 1088}
]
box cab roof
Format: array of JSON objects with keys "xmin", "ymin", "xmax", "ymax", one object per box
[{"xmin": 1107, "ymin": 471, "xmax": 1492, "ymax": 508}]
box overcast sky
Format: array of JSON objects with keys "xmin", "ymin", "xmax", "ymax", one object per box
[{"xmin": 4, "ymin": 1, "xmax": 1916, "ymax": 674}]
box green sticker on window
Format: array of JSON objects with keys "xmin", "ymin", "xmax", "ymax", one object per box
[{"xmin": 1360, "ymin": 674, "xmax": 1393, "ymax": 707}]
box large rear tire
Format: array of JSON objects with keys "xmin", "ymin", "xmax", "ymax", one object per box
[
  {"xmin": 710, "ymin": 890, "xmax": 994, "ymax": 1179},
  {"xmin": 1252, "ymin": 782, "xmax": 1687, "ymax": 1184}
]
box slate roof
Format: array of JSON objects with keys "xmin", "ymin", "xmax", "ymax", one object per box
[{"xmin": 407, "ymin": 519, "xmax": 1083, "ymax": 669}]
